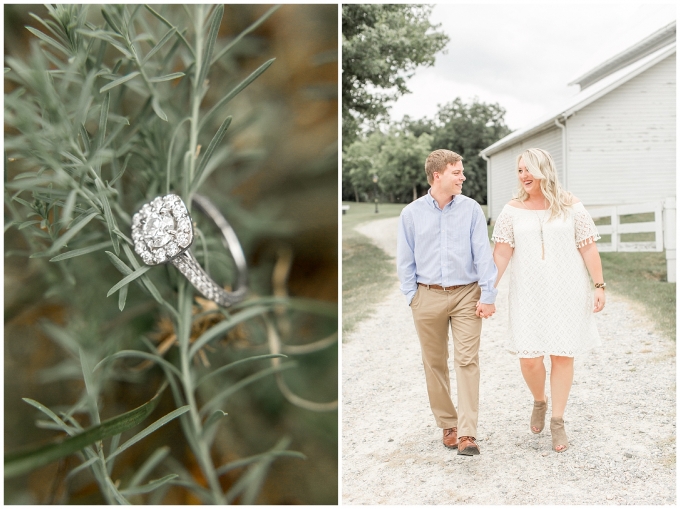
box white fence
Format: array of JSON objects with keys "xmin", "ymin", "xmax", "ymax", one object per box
[{"xmin": 586, "ymin": 197, "xmax": 676, "ymax": 283}]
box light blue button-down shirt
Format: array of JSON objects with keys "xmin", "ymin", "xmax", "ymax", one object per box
[{"xmin": 397, "ymin": 190, "xmax": 498, "ymax": 306}]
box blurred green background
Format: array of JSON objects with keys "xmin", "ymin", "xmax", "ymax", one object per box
[{"xmin": 4, "ymin": 4, "xmax": 337, "ymax": 504}]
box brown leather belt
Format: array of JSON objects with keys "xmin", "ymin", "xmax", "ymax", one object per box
[{"xmin": 418, "ymin": 283, "xmax": 467, "ymax": 291}]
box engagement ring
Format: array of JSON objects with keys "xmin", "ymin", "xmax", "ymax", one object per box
[{"xmin": 132, "ymin": 193, "xmax": 247, "ymax": 306}]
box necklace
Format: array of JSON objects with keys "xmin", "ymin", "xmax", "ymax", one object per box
[{"xmin": 520, "ymin": 199, "xmax": 548, "ymax": 260}]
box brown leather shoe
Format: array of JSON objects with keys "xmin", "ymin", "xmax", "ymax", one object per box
[
  {"xmin": 457, "ymin": 436, "xmax": 480, "ymax": 456},
  {"xmin": 442, "ymin": 427, "xmax": 458, "ymax": 449}
]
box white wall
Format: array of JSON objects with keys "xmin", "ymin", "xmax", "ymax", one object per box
[{"xmin": 566, "ymin": 52, "xmax": 676, "ymax": 206}]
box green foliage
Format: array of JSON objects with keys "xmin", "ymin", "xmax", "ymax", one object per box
[
  {"xmin": 341, "ymin": 97, "xmax": 512, "ymax": 204},
  {"xmin": 342, "ymin": 4, "xmax": 449, "ymax": 146},
  {"xmin": 4, "ymin": 4, "xmax": 336, "ymax": 504}
]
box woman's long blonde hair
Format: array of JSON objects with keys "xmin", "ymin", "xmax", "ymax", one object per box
[{"xmin": 514, "ymin": 148, "xmax": 573, "ymax": 221}]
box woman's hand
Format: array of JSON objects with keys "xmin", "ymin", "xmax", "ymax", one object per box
[{"xmin": 593, "ymin": 288, "xmax": 606, "ymax": 313}]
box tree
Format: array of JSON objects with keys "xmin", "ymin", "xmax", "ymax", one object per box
[
  {"xmin": 431, "ymin": 98, "xmax": 512, "ymax": 203},
  {"xmin": 343, "ymin": 130, "xmax": 386, "ymax": 202},
  {"xmin": 342, "ymin": 4, "xmax": 448, "ymax": 147},
  {"xmin": 377, "ymin": 129, "xmax": 432, "ymax": 203}
]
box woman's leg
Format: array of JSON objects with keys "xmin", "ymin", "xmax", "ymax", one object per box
[
  {"xmin": 549, "ymin": 355, "xmax": 574, "ymax": 418},
  {"xmin": 519, "ymin": 356, "xmax": 546, "ymax": 402},
  {"xmin": 549, "ymin": 355, "xmax": 574, "ymax": 452}
]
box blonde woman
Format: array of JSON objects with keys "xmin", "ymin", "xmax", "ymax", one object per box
[{"xmin": 489, "ymin": 148, "xmax": 605, "ymax": 453}]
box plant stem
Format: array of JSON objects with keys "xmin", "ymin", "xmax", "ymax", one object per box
[{"xmin": 177, "ymin": 278, "xmax": 225, "ymax": 504}]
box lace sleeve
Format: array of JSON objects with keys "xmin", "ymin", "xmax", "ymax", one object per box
[
  {"xmin": 491, "ymin": 208, "xmax": 514, "ymax": 247},
  {"xmin": 573, "ymin": 203, "xmax": 601, "ymax": 248}
]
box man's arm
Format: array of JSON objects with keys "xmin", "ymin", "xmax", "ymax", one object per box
[
  {"xmin": 397, "ymin": 210, "xmax": 417, "ymax": 305},
  {"xmin": 471, "ymin": 205, "xmax": 498, "ymax": 305}
]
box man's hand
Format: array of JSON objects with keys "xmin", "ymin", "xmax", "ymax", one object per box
[{"xmin": 476, "ymin": 301, "xmax": 496, "ymax": 319}]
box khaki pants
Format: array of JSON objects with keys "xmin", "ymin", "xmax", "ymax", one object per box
[{"xmin": 410, "ymin": 283, "xmax": 482, "ymax": 437}]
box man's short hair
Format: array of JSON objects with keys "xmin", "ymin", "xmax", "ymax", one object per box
[{"xmin": 425, "ymin": 150, "xmax": 463, "ymax": 185}]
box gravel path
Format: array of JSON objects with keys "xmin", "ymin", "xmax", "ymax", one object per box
[{"xmin": 342, "ymin": 216, "xmax": 676, "ymax": 505}]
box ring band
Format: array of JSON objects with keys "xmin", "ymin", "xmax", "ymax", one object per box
[{"xmin": 131, "ymin": 193, "xmax": 247, "ymax": 307}]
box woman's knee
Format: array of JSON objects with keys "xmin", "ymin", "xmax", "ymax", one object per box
[
  {"xmin": 550, "ymin": 355, "xmax": 574, "ymax": 368},
  {"xmin": 519, "ymin": 356, "xmax": 544, "ymax": 371}
]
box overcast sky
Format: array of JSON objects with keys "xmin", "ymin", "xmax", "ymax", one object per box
[{"xmin": 389, "ymin": 2, "xmax": 677, "ymax": 131}]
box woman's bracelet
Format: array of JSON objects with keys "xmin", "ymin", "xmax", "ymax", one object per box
[{"xmin": 594, "ymin": 282, "xmax": 606, "ymax": 290}]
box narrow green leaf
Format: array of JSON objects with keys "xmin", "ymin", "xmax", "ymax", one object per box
[
  {"xmin": 95, "ymin": 178, "xmax": 119, "ymax": 255},
  {"xmin": 17, "ymin": 220, "xmax": 42, "ymax": 230},
  {"xmin": 196, "ymin": 353, "xmax": 286, "ymax": 388},
  {"xmin": 141, "ymin": 27, "xmax": 176, "ymax": 65},
  {"xmin": 49, "ymin": 211, "xmax": 100, "ymax": 254},
  {"xmin": 127, "ymin": 446, "xmax": 171, "ymax": 489},
  {"xmin": 109, "ymin": 153, "xmax": 131, "ymax": 186},
  {"xmin": 211, "ymin": 5, "xmax": 280, "ymax": 65},
  {"xmin": 79, "ymin": 124, "xmax": 91, "ymax": 154},
  {"xmin": 200, "ymin": 58, "xmax": 275, "ymax": 130},
  {"xmin": 189, "ymin": 305, "xmax": 269, "ymax": 359},
  {"xmin": 25, "ymin": 26, "xmax": 70, "ymax": 56},
  {"xmin": 4, "ymin": 383, "xmax": 168, "ymax": 479},
  {"xmin": 151, "ymin": 95, "xmax": 167, "ymax": 121},
  {"xmin": 118, "ymin": 285, "xmax": 128, "ymax": 311},
  {"xmin": 22, "ymin": 398, "xmax": 75, "ymax": 435},
  {"xmin": 99, "ymin": 71, "xmax": 140, "ymax": 93},
  {"xmin": 106, "ymin": 265, "xmax": 151, "ymax": 297},
  {"xmin": 98, "ymin": 92, "xmax": 111, "ymax": 150},
  {"xmin": 198, "ymin": 5, "xmax": 224, "ymax": 87},
  {"xmin": 202, "ymin": 410, "xmax": 227, "ymax": 437},
  {"xmin": 65, "ymin": 456, "xmax": 98, "ymax": 480},
  {"xmin": 191, "ymin": 116, "xmax": 231, "ymax": 192},
  {"xmin": 200, "ymin": 363, "xmax": 297, "ymax": 417},
  {"xmin": 62, "ymin": 190, "xmax": 78, "ymax": 223},
  {"xmin": 94, "ymin": 350, "xmax": 183, "ymax": 381},
  {"xmin": 143, "ymin": 5, "xmax": 194, "ymax": 57},
  {"xmin": 100, "ymin": 8, "xmax": 122, "ymax": 35},
  {"xmin": 49, "ymin": 240, "xmax": 113, "ymax": 261},
  {"xmin": 148, "ymin": 72, "xmax": 185, "ymax": 83},
  {"xmin": 120, "ymin": 474, "xmax": 178, "ymax": 496},
  {"xmin": 106, "ymin": 250, "xmax": 133, "ymax": 275},
  {"xmin": 107, "ymin": 406, "xmax": 190, "ymax": 462},
  {"xmin": 107, "ymin": 476, "xmax": 132, "ymax": 504},
  {"xmin": 216, "ymin": 449, "xmax": 305, "ymax": 476},
  {"xmin": 40, "ymin": 321, "xmax": 80, "ymax": 357}
]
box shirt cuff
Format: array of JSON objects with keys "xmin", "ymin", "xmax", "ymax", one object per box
[
  {"xmin": 405, "ymin": 289, "xmax": 417, "ymax": 306},
  {"xmin": 479, "ymin": 287, "xmax": 497, "ymax": 305}
]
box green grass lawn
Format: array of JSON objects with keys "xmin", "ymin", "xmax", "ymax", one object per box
[
  {"xmin": 343, "ymin": 201, "xmax": 675, "ymax": 340},
  {"xmin": 342, "ymin": 202, "xmax": 405, "ymax": 334}
]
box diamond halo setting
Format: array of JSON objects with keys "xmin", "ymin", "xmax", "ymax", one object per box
[{"xmin": 132, "ymin": 194, "xmax": 193, "ymax": 265}]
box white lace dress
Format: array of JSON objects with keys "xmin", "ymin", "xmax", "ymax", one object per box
[{"xmin": 492, "ymin": 202, "xmax": 602, "ymax": 357}]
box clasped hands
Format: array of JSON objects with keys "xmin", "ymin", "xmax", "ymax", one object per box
[{"xmin": 475, "ymin": 301, "xmax": 496, "ymax": 319}]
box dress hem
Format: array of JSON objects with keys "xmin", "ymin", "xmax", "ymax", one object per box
[{"xmin": 506, "ymin": 343, "xmax": 600, "ymax": 358}]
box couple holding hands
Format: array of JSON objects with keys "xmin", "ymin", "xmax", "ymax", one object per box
[{"xmin": 397, "ymin": 148, "xmax": 605, "ymax": 456}]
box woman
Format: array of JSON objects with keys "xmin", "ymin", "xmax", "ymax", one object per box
[{"xmin": 490, "ymin": 148, "xmax": 605, "ymax": 453}]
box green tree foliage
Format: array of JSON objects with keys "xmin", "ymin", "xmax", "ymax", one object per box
[
  {"xmin": 342, "ymin": 98, "xmax": 512, "ymax": 205},
  {"xmin": 343, "ymin": 131, "xmax": 386, "ymax": 202},
  {"xmin": 376, "ymin": 129, "xmax": 432, "ymax": 203},
  {"xmin": 342, "ymin": 4, "xmax": 448, "ymax": 147},
  {"xmin": 430, "ymin": 98, "xmax": 512, "ymax": 204}
]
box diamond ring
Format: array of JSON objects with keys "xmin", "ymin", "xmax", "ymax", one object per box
[{"xmin": 131, "ymin": 193, "xmax": 247, "ymax": 307}]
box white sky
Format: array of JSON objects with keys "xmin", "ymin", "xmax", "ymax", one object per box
[{"xmin": 388, "ymin": 2, "xmax": 677, "ymax": 131}]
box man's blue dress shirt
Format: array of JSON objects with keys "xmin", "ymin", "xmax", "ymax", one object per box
[{"xmin": 397, "ymin": 190, "xmax": 498, "ymax": 306}]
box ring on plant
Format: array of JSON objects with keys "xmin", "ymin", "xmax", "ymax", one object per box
[{"xmin": 132, "ymin": 193, "xmax": 247, "ymax": 306}]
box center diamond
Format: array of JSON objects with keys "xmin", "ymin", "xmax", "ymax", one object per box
[{"xmin": 143, "ymin": 212, "xmax": 175, "ymax": 248}]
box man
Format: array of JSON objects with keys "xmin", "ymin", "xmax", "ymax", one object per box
[{"xmin": 397, "ymin": 149, "xmax": 497, "ymax": 456}]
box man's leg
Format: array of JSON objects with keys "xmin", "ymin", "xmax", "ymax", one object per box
[
  {"xmin": 449, "ymin": 284, "xmax": 483, "ymax": 439},
  {"xmin": 410, "ymin": 286, "xmax": 458, "ymax": 429}
]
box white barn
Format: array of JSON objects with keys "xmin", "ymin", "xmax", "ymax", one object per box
[{"xmin": 481, "ymin": 21, "xmax": 676, "ymax": 221}]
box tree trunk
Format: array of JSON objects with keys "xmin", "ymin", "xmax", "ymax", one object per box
[
  {"xmin": 413, "ymin": 184, "xmax": 417, "ymax": 202},
  {"xmin": 354, "ymin": 185, "xmax": 360, "ymax": 203}
]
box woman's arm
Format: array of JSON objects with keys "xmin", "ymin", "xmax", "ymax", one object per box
[
  {"xmin": 492, "ymin": 242, "xmax": 514, "ymax": 288},
  {"xmin": 578, "ymin": 241, "xmax": 606, "ymax": 312}
]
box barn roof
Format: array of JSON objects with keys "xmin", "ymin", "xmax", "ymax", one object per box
[{"xmin": 481, "ymin": 22, "xmax": 676, "ymax": 157}]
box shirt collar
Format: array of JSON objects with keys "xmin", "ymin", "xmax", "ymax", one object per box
[{"xmin": 427, "ymin": 188, "xmax": 456, "ymax": 210}]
